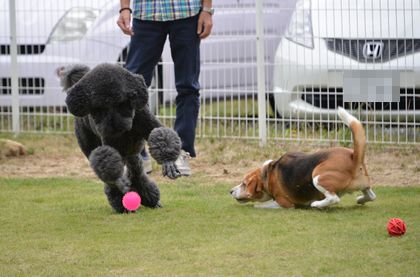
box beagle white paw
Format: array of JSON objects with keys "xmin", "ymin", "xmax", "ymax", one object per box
[
  {"xmin": 357, "ymin": 188, "xmax": 376, "ymax": 205},
  {"xmin": 311, "ymin": 195, "xmax": 340, "ymax": 209},
  {"xmin": 254, "ymin": 200, "xmax": 281, "ymax": 209}
]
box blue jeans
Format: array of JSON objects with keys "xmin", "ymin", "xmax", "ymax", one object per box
[{"xmin": 125, "ymin": 15, "xmax": 201, "ymax": 157}]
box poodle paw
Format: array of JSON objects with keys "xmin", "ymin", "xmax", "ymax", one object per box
[
  {"xmin": 89, "ymin": 146, "xmax": 124, "ymax": 183},
  {"xmin": 116, "ymin": 176, "xmax": 131, "ymax": 194},
  {"xmin": 137, "ymin": 181, "xmax": 161, "ymax": 208},
  {"xmin": 148, "ymin": 127, "xmax": 181, "ymax": 164},
  {"xmin": 104, "ymin": 184, "xmax": 125, "ymax": 213},
  {"xmin": 162, "ymin": 161, "xmax": 181, "ymax": 179}
]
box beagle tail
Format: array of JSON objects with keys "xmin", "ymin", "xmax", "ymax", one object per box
[{"xmin": 337, "ymin": 107, "xmax": 366, "ymax": 168}]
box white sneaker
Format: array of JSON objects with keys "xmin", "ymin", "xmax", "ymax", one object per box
[
  {"xmin": 175, "ymin": 150, "xmax": 191, "ymax": 176},
  {"xmin": 142, "ymin": 155, "xmax": 152, "ymax": 174}
]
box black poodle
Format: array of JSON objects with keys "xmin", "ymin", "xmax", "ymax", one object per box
[{"xmin": 61, "ymin": 63, "xmax": 181, "ymax": 212}]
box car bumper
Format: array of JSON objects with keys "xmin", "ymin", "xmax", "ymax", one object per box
[{"xmin": 272, "ymin": 38, "xmax": 420, "ymax": 121}]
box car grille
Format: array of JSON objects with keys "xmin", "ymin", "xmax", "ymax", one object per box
[
  {"xmin": 1, "ymin": 78, "xmax": 45, "ymax": 95},
  {"xmin": 301, "ymin": 87, "xmax": 420, "ymax": 111},
  {"xmin": 0, "ymin": 44, "xmax": 45, "ymax": 55},
  {"xmin": 324, "ymin": 39, "xmax": 420, "ymax": 63}
]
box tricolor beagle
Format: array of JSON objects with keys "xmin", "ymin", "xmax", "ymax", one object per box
[{"xmin": 230, "ymin": 107, "xmax": 376, "ymax": 209}]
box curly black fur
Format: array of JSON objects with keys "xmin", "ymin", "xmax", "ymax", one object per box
[
  {"xmin": 60, "ymin": 64, "xmax": 90, "ymax": 90},
  {"xmin": 148, "ymin": 127, "xmax": 181, "ymax": 164},
  {"xmin": 62, "ymin": 63, "xmax": 181, "ymax": 213},
  {"xmin": 89, "ymin": 146, "xmax": 124, "ymax": 182}
]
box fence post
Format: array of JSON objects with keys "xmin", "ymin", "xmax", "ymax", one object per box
[
  {"xmin": 9, "ymin": 0, "xmax": 20, "ymax": 134},
  {"xmin": 256, "ymin": 0, "xmax": 267, "ymax": 146}
]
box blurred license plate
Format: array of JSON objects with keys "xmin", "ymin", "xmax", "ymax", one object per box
[{"xmin": 343, "ymin": 70, "xmax": 399, "ymax": 102}]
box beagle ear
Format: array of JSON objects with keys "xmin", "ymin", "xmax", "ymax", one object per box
[
  {"xmin": 255, "ymin": 178, "xmax": 264, "ymax": 192},
  {"xmin": 260, "ymin": 162, "xmax": 273, "ymax": 191},
  {"xmin": 65, "ymin": 82, "xmax": 91, "ymax": 117},
  {"xmin": 246, "ymin": 178, "xmax": 257, "ymax": 197},
  {"xmin": 246, "ymin": 172, "xmax": 263, "ymax": 195}
]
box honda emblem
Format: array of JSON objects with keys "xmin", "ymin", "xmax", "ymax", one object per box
[{"xmin": 363, "ymin": 41, "xmax": 384, "ymax": 60}]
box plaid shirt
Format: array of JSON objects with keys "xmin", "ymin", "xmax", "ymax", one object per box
[{"xmin": 133, "ymin": 0, "xmax": 202, "ymax": 21}]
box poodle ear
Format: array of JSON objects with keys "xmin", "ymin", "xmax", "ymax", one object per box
[
  {"xmin": 130, "ymin": 74, "xmax": 149, "ymax": 108},
  {"xmin": 60, "ymin": 64, "xmax": 90, "ymax": 91},
  {"xmin": 65, "ymin": 82, "xmax": 91, "ymax": 117}
]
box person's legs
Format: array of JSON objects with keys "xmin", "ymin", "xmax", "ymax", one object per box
[
  {"xmin": 168, "ymin": 15, "xmax": 201, "ymax": 158},
  {"xmin": 125, "ymin": 19, "xmax": 168, "ymax": 173},
  {"xmin": 124, "ymin": 19, "xmax": 167, "ymax": 86},
  {"xmin": 140, "ymin": 148, "xmax": 152, "ymax": 174}
]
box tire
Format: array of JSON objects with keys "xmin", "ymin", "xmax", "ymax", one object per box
[{"xmin": 267, "ymin": 92, "xmax": 282, "ymax": 119}]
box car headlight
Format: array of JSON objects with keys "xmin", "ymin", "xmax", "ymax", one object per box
[
  {"xmin": 285, "ymin": 0, "xmax": 313, "ymax": 49},
  {"xmin": 48, "ymin": 7, "xmax": 100, "ymax": 43}
]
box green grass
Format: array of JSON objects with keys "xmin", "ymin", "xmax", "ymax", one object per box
[{"xmin": 0, "ymin": 178, "xmax": 419, "ymax": 276}]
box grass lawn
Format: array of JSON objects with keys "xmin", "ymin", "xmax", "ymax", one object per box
[{"xmin": 0, "ymin": 178, "xmax": 419, "ymax": 276}]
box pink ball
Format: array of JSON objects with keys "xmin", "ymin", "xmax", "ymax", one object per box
[{"xmin": 122, "ymin": 191, "xmax": 142, "ymax": 211}]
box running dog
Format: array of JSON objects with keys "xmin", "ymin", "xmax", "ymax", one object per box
[{"xmin": 230, "ymin": 107, "xmax": 376, "ymax": 209}]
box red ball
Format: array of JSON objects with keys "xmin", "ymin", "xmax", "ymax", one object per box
[{"xmin": 387, "ymin": 218, "xmax": 406, "ymax": 236}]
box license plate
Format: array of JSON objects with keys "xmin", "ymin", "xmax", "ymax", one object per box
[{"xmin": 343, "ymin": 70, "xmax": 399, "ymax": 102}]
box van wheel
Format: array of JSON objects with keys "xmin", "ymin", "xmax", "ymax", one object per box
[{"xmin": 268, "ymin": 93, "xmax": 282, "ymax": 119}]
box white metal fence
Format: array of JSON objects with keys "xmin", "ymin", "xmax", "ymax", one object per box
[{"xmin": 1, "ymin": 0, "xmax": 419, "ymax": 144}]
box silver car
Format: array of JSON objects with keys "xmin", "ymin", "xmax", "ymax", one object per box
[
  {"xmin": 0, "ymin": 0, "xmax": 293, "ymax": 108},
  {"xmin": 271, "ymin": 0, "xmax": 420, "ymax": 121}
]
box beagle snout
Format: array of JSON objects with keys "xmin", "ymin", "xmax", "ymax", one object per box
[{"xmin": 229, "ymin": 183, "xmax": 242, "ymax": 198}]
